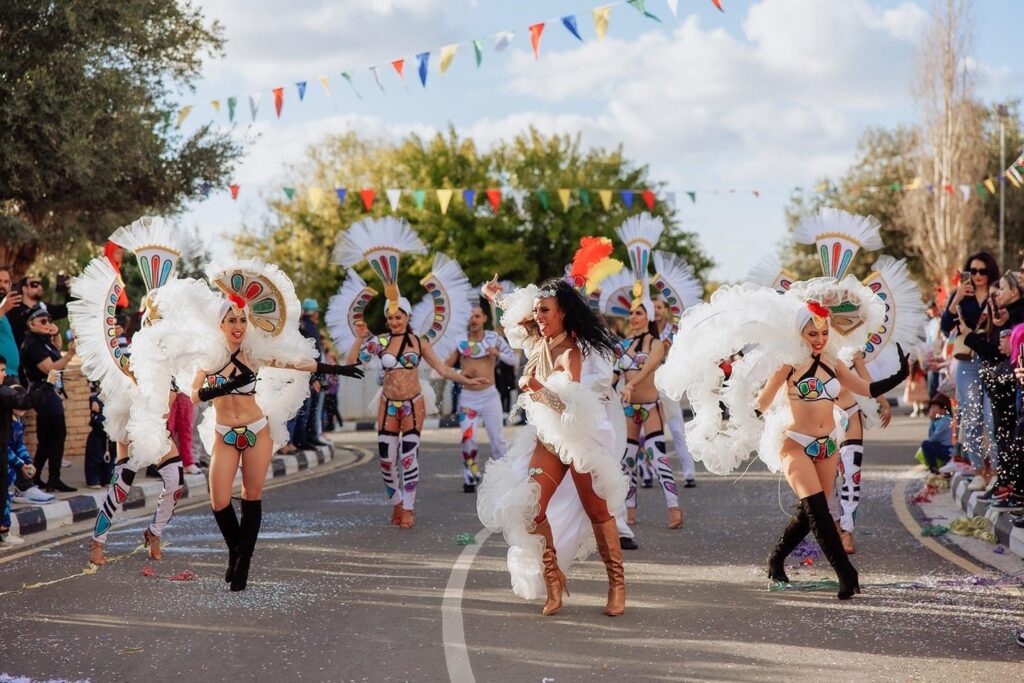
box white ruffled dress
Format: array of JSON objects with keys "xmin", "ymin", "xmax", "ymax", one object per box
[{"xmin": 476, "ymin": 286, "xmax": 628, "ymax": 601}]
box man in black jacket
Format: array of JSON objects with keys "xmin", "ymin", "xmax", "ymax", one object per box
[{"xmin": 0, "ymin": 355, "xmax": 58, "ymax": 542}]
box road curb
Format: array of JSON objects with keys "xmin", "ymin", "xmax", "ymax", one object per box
[
  {"xmin": 8, "ymin": 443, "xmax": 339, "ymax": 539},
  {"xmin": 949, "ymin": 471, "xmax": 1024, "ymax": 558}
]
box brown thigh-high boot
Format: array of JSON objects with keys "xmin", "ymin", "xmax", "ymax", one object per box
[
  {"xmin": 592, "ymin": 519, "xmax": 625, "ymax": 616},
  {"xmin": 533, "ymin": 518, "xmax": 567, "ymax": 615}
]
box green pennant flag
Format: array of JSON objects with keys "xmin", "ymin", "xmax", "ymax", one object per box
[
  {"xmin": 535, "ymin": 190, "xmax": 549, "ymax": 211},
  {"xmin": 975, "ymin": 183, "xmax": 988, "ymax": 199},
  {"xmin": 283, "ymin": 187, "xmax": 295, "ymax": 200},
  {"xmin": 578, "ymin": 188, "xmax": 591, "ymax": 207},
  {"xmin": 472, "ymin": 39, "xmax": 484, "ymax": 67},
  {"xmin": 890, "ymin": 182, "xmax": 902, "ymax": 192},
  {"xmin": 413, "ymin": 189, "xmax": 426, "ymax": 209},
  {"xmin": 227, "ymin": 96, "xmax": 238, "ymax": 123},
  {"xmin": 686, "ymin": 191, "xmax": 696, "ymax": 204},
  {"xmin": 627, "ymin": 0, "xmax": 662, "ymax": 22}
]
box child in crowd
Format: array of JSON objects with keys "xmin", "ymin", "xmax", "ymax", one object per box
[
  {"xmin": 84, "ymin": 382, "xmax": 116, "ymax": 488},
  {"xmin": 4, "ymin": 408, "xmax": 40, "ymax": 545},
  {"xmin": 921, "ymin": 393, "xmax": 953, "ymax": 475}
]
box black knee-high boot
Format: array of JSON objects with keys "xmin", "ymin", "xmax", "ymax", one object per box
[
  {"xmin": 212, "ymin": 503, "xmax": 241, "ymax": 583},
  {"xmin": 767, "ymin": 504, "xmax": 809, "ymax": 583},
  {"xmin": 231, "ymin": 499, "xmax": 263, "ymax": 592},
  {"xmin": 802, "ymin": 491, "xmax": 860, "ymax": 600}
]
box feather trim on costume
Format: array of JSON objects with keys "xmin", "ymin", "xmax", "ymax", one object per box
[
  {"xmin": 498, "ymin": 285, "xmax": 540, "ymax": 351},
  {"xmin": 793, "ymin": 208, "xmax": 883, "ymax": 279},
  {"xmin": 477, "ymin": 371, "xmax": 627, "ymax": 600},
  {"xmin": 584, "ymin": 259, "xmax": 624, "ymax": 295},
  {"xmin": 325, "ymin": 269, "xmax": 378, "ymax": 360},
  {"xmin": 651, "ymin": 251, "xmax": 703, "ymax": 337},
  {"xmin": 784, "ymin": 276, "xmax": 886, "ymax": 356},
  {"xmin": 332, "ymin": 217, "xmax": 426, "ymax": 316},
  {"xmin": 68, "ymin": 257, "xmax": 135, "ymax": 396},
  {"xmin": 616, "ymin": 213, "xmax": 664, "ymax": 275},
  {"xmin": 108, "ymin": 216, "xmax": 188, "ymax": 292},
  {"xmin": 746, "ymin": 254, "xmax": 795, "ymax": 294},
  {"xmin": 414, "ymin": 253, "xmax": 473, "ymax": 360},
  {"xmin": 860, "ymin": 255, "xmax": 926, "ymax": 368}
]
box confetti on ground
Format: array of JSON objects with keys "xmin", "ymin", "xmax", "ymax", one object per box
[
  {"xmin": 453, "ymin": 532, "xmax": 477, "ymax": 546},
  {"xmin": 949, "ymin": 516, "xmax": 997, "ymax": 543},
  {"xmin": 768, "ymin": 579, "xmax": 839, "ymax": 592},
  {"xmin": 911, "ymin": 484, "xmax": 939, "ymax": 504},
  {"xmin": 140, "ymin": 566, "xmax": 198, "ymax": 581},
  {"xmin": 921, "ymin": 524, "xmax": 950, "ymax": 537}
]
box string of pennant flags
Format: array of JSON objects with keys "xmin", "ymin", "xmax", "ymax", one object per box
[{"xmin": 172, "ymin": 0, "xmax": 725, "ymax": 130}]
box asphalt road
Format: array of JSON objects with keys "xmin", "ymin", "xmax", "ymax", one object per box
[{"xmin": 0, "ymin": 417, "xmax": 1021, "ymax": 682}]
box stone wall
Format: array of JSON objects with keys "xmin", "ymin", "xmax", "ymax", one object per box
[{"xmin": 22, "ymin": 357, "xmax": 91, "ymax": 461}]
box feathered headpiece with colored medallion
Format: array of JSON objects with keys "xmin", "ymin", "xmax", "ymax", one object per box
[
  {"xmin": 860, "ymin": 256, "xmax": 927, "ymax": 376},
  {"xmin": 410, "ymin": 253, "xmax": 474, "ymax": 360},
  {"xmin": 616, "ymin": 212, "xmax": 664, "ymax": 317},
  {"xmin": 208, "ymin": 260, "xmax": 292, "ymax": 337},
  {"xmin": 332, "ymin": 217, "xmax": 427, "ymax": 316},
  {"xmin": 108, "ymin": 216, "xmax": 191, "ymax": 293},
  {"xmin": 746, "ymin": 254, "xmax": 796, "ymax": 294},
  {"xmin": 793, "ymin": 208, "xmax": 883, "ymax": 279},
  {"xmin": 651, "ymin": 251, "xmax": 704, "ymax": 338}
]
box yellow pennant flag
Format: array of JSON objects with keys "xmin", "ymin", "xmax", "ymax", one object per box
[
  {"xmin": 905, "ymin": 176, "xmax": 922, "ymax": 190},
  {"xmin": 597, "ymin": 189, "xmax": 613, "ymax": 211},
  {"xmin": 439, "ymin": 44, "xmax": 459, "ymax": 74},
  {"xmin": 593, "ymin": 6, "xmax": 612, "ymax": 40},
  {"xmin": 1006, "ymin": 173, "xmax": 1021, "ymax": 189},
  {"xmin": 437, "ymin": 189, "xmax": 454, "ymax": 215},
  {"xmin": 558, "ymin": 188, "xmax": 571, "ymax": 212},
  {"xmin": 319, "ymin": 76, "xmax": 331, "ymax": 96},
  {"xmin": 211, "ymin": 99, "xmax": 221, "ymax": 114},
  {"xmin": 175, "ymin": 105, "xmax": 193, "ymax": 129},
  {"xmin": 308, "ymin": 187, "xmax": 324, "ymax": 210},
  {"xmin": 812, "ymin": 181, "xmax": 828, "ymax": 193},
  {"xmin": 984, "ymin": 178, "xmax": 996, "ymax": 195}
]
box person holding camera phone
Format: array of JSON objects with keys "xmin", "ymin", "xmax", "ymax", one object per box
[
  {"xmin": 0, "ymin": 265, "xmax": 21, "ymax": 378},
  {"xmin": 940, "ymin": 252, "xmax": 999, "ymax": 476}
]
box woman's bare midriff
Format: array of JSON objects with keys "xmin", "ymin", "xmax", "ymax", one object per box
[
  {"xmin": 622, "ymin": 369, "xmax": 658, "ymax": 403},
  {"xmin": 383, "ymin": 367, "xmax": 421, "ymax": 400},
  {"xmin": 211, "ymin": 394, "xmax": 264, "ymax": 426},
  {"xmin": 786, "ymin": 398, "xmax": 837, "ymax": 436}
]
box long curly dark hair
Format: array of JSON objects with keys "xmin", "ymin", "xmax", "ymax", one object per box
[{"xmin": 538, "ymin": 278, "xmax": 619, "ymax": 359}]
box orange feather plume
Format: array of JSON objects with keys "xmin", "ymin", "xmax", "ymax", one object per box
[{"xmin": 571, "ymin": 237, "xmax": 614, "ymax": 280}]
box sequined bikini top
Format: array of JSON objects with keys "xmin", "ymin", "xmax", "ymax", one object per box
[{"xmin": 789, "ymin": 356, "xmax": 842, "ymax": 402}]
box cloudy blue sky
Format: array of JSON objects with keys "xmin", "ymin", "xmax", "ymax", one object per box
[{"xmin": 177, "ymin": 0, "xmax": 1023, "ymax": 280}]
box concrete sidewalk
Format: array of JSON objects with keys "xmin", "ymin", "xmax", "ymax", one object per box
[{"xmin": 6, "ymin": 442, "xmax": 353, "ymax": 539}]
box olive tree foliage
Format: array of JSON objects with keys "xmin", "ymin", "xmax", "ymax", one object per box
[
  {"xmin": 0, "ymin": 0, "xmax": 241, "ymax": 275},
  {"xmin": 236, "ymin": 127, "xmax": 714, "ymax": 318}
]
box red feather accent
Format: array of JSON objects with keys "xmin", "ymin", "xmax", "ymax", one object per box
[
  {"xmin": 570, "ymin": 236, "xmax": 614, "ymax": 279},
  {"xmin": 227, "ymin": 293, "xmax": 247, "ymax": 309},
  {"xmin": 806, "ymin": 301, "xmax": 830, "ymax": 319}
]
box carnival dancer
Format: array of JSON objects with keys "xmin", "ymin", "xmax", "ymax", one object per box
[
  {"xmin": 477, "ymin": 275, "xmax": 628, "ymax": 617},
  {"xmin": 791, "ymin": 212, "xmax": 924, "ymax": 554},
  {"xmin": 69, "ymin": 217, "xmax": 193, "ymax": 566},
  {"xmin": 656, "ymin": 274, "xmax": 909, "ymax": 599},
  {"xmin": 327, "ymin": 218, "xmax": 485, "ymax": 529},
  {"xmin": 446, "ymin": 304, "xmax": 517, "ymax": 493}
]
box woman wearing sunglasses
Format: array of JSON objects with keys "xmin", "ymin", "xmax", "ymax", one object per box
[{"xmin": 940, "ymin": 252, "xmax": 999, "ymax": 478}]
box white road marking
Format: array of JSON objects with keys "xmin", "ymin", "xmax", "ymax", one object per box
[{"xmin": 442, "ymin": 527, "xmax": 492, "ymax": 683}]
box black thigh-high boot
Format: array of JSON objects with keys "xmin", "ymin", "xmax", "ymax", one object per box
[
  {"xmin": 231, "ymin": 498, "xmax": 263, "ymax": 592},
  {"xmin": 212, "ymin": 503, "xmax": 241, "ymax": 583},
  {"xmin": 767, "ymin": 504, "xmax": 809, "ymax": 583},
  {"xmin": 802, "ymin": 491, "xmax": 860, "ymax": 599}
]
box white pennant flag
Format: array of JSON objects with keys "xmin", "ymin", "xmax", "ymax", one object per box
[
  {"xmin": 510, "ymin": 189, "xmax": 526, "ymax": 216},
  {"xmin": 959, "ymin": 184, "xmax": 972, "ymax": 201},
  {"xmin": 248, "ymin": 92, "xmax": 261, "ymax": 122},
  {"xmin": 665, "ymin": 191, "xmax": 677, "ymax": 208},
  {"xmin": 386, "ymin": 188, "xmax": 402, "ymax": 211},
  {"xmin": 667, "ymin": 0, "xmax": 680, "ymax": 18},
  {"xmin": 369, "ymin": 66, "xmax": 385, "ymax": 92},
  {"xmin": 494, "ymin": 31, "xmax": 515, "ymax": 52}
]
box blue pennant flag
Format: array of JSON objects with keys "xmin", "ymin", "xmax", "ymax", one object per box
[
  {"xmin": 417, "ymin": 52, "xmax": 430, "ymax": 87},
  {"xmin": 463, "ymin": 189, "xmax": 476, "ymax": 208},
  {"xmin": 335, "ymin": 188, "xmax": 347, "ymax": 203},
  {"xmin": 621, "ymin": 190, "xmax": 634, "ymax": 209},
  {"xmin": 296, "ymin": 81, "xmax": 307, "ymax": 101},
  {"xmin": 561, "ymin": 15, "xmax": 583, "ymax": 41}
]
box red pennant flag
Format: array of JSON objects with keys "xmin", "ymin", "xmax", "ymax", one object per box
[
  {"xmin": 360, "ymin": 188, "xmax": 375, "ymax": 211},
  {"xmin": 752, "ymin": 190, "xmax": 761, "ymax": 198},
  {"xmin": 943, "ymin": 183, "xmax": 954, "ymax": 195},
  {"xmin": 230, "ymin": 185, "xmax": 240, "ymax": 200},
  {"xmin": 486, "ymin": 189, "xmax": 502, "ymax": 213},
  {"xmin": 529, "ymin": 23, "xmax": 545, "ymax": 60},
  {"xmin": 710, "ymin": 0, "xmax": 724, "ymax": 11},
  {"xmin": 641, "ymin": 190, "xmax": 655, "ymax": 210},
  {"xmin": 272, "ymin": 87, "xmax": 284, "ymax": 118},
  {"xmin": 392, "ymin": 59, "xmax": 405, "ymax": 80}
]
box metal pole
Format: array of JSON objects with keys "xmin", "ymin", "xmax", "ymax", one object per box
[{"xmin": 998, "ymin": 105, "xmax": 1007, "ymax": 269}]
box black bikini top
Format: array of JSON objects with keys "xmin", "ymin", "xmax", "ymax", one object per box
[{"xmin": 788, "ymin": 355, "xmax": 842, "ymax": 402}]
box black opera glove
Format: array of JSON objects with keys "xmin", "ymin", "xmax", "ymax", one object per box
[
  {"xmin": 197, "ymin": 371, "xmax": 256, "ymax": 402},
  {"xmin": 868, "ymin": 343, "xmax": 910, "ymax": 398},
  {"xmin": 316, "ymin": 362, "xmax": 364, "ymax": 379}
]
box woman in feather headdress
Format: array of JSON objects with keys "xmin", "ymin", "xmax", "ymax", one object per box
[{"xmin": 327, "ymin": 217, "xmax": 487, "ymax": 530}]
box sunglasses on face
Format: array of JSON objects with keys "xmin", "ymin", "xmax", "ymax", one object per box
[
  {"xmin": 33, "ymin": 317, "xmax": 52, "ymax": 325},
  {"xmin": 969, "ymin": 268, "xmax": 988, "ymax": 276}
]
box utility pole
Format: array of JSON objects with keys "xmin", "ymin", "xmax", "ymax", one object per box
[{"xmin": 998, "ymin": 103, "xmax": 1008, "ymax": 269}]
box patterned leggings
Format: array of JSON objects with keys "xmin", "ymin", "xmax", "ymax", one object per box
[
  {"xmin": 621, "ymin": 400, "xmax": 678, "ymax": 509},
  {"xmin": 377, "ymin": 395, "xmax": 423, "ymax": 510}
]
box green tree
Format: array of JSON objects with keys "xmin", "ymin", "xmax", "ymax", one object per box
[
  {"xmin": 236, "ymin": 127, "xmax": 714, "ymax": 320},
  {"xmin": 0, "ymin": 0, "xmax": 240, "ymax": 274}
]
